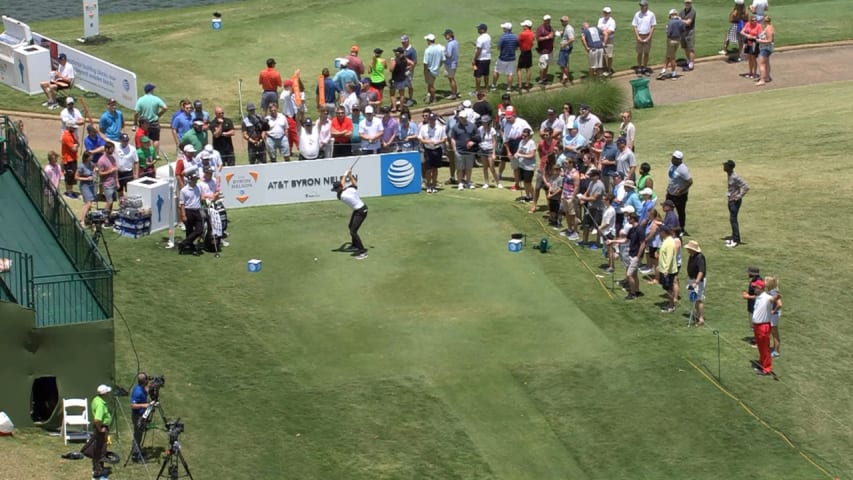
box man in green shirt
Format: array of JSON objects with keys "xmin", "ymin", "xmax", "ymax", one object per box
[
  {"xmin": 181, "ymin": 120, "xmax": 208, "ymax": 152},
  {"xmin": 91, "ymin": 384, "xmax": 113, "ymax": 477},
  {"xmin": 134, "ymin": 83, "xmax": 169, "ymax": 154}
]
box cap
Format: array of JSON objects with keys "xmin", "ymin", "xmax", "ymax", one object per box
[
  {"xmin": 663, "ymin": 199, "xmax": 675, "ymax": 208},
  {"xmin": 97, "ymin": 384, "xmax": 112, "ymax": 395},
  {"xmin": 144, "ymin": 83, "xmax": 156, "ymax": 93},
  {"xmin": 199, "ymin": 151, "xmax": 211, "ymax": 161},
  {"xmin": 246, "ymin": 103, "xmax": 256, "ymax": 110},
  {"xmin": 684, "ymin": 0, "xmax": 692, "ymax": 3},
  {"xmin": 400, "ymin": 34, "xmax": 410, "ymax": 42},
  {"xmin": 672, "ymin": 150, "xmax": 684, "ymax": 159},
  {"xmin": 266, "ymin": 57, "xmax": 276, "ymax": 66},
  {"xmin": 747, "ymin": 266, "xmax": 760, "ymax": 275},
  {"xmin": 373, "ymin": 47, "xmax": 383, "ymax": 55},
  {"xmin": 501, "ymin": 22, "xmax": 512, "ymax": 30},
  {"xmin": 659, "ymin": 225, "xmax": 672, "ymax": 234},
  {"xmin": 669, "ymin": 9, "xmax": 679, "ymax": 15},
  {"xmin": 120, "ymin": 133, "xmax": 130, "ymax": 142},
  {"xmin": 351, "ymin": 104, "xmax": 360, "ymax": 110},
  {"xmin": 685, "ymin": 240, "xmax": 701, "ymax": 253},
  {"xmin": 504, "ymin": 105, "xmax": 516, "ymax": 116},
  {"xmin": 350, "ymin": 45, "xmax": 359, "ymax": 52},
  {"xmin": 639, "ymin": 0, "xmax": 649, "ymax": 5},
  {"xmin": 193, "ymin": 100, "xmax": 203, "ymax": 108},
  {"xmin": 361, "ymin": 77, "xmax": 371, "ymax": 84},
  {"xmin": 184, "ymin": 166, "xmax": 200, "ymax": 178},
  {"xmin": 183, "ymin": 144, "xmax": 197, "ymax": 153},
  {"xmin": 640, "ymin": 187, "xmax": 654, "ymax": 196},
  {"xmin": 480, "ymin": 114, "xmax": 492, "ymax": 123},
  {"xmin": 192, "ymin": 119, "xmax": 204, "ymax": 126},
  {"xmin": 476, "ymin": 23, "xmax": 488, "ymax": 31},
  {"xmin": 303, "ymin": 118, "xmax": 313, "ymax": 126},
  {"xmin": 364, "ymin": 106, "xmax": 374, "ymax": 114},
  {"xmin": 579, "ymin": 104, "xmax": 590, "ymax": 110},
  {"xmin": 623, "ymin": 179, "xmax": 636, "ymax": 189},
  {"xmin": 380, "ymin": 105, "xmax": 391, "ymax": 113},
  {"xmin": 543, "ymin": 14, "xmax": 552, "ymax": 20},
  {"xmin": 58, "ymin": 53, "xmax": 67, "ymax": 60},
  {"xmin": 735, "ymin": 0, "xmax": 744, "ymax": 3},
  {"xmin": 339, "ymin": 58, "xmax": 349, "ymax": 66},
  {"xmin": 462, "ymin": 99, "xmax": 472, "ymax": 108},
  {"xmin": 752, "ymin": 279, "xmax": 766, "ymax": 289},
  {"xmin": 444, "ymin": 29, "xmax": 454, "ymax": 36},
  {"xmin": 521, "ymin": 19, "xmax": 533, "ymax": 27},
  {"xmin": 204, "ymin": 144, "xmax": 214, "ymax": 153},
  {"xmin": 203, "ymin": 166, "xmax": 215, "ymax": 174},
  {"xmin": 616, "ymin": 136, "xmax": 627, "ymax": 144},
  {"xmin": 723, "ymin": 159, "xmax": 736, "ymax": 169},
  {"xmin": 65, "ymin": 120, "xmax": 78, "ymax": 129},
  {"xmin": 588, "ymin": 168, "xmax": 601, "ymax": 177},
  {"xmin": 621, "ymin": 205, "xmax": 636, "ymax": 214},
  {"xmin": 400, "ymin": 113, "xmax": 409, "ymax": 120},
  {"xmin": 283, "ymin": 79, "xmax": 293, "ymax": 87},
  {"xmin": 107, "ymin": 98, "xmax": 117, "ymax": 105},
  {"xmin": 424, "ymin": 33, "xmax": 436, "ymax": 41},
  {"xmin": 603, "ymin": 7, "xmax": 612, "ymax": 13},
  {"xmin": 140, "ymin": 135, "xmax": 151, "ymax": 143},
  {"xmin": 66, "ymin": 97, "xmax": 75, "ymax": 105}
]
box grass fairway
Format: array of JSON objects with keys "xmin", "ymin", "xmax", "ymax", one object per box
[{"xmin": 5, "ymin": 0, "xmax": 853, "ymax": 116}]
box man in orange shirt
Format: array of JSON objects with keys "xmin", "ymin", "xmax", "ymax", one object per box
[
  {"xmin": 329, "ymin": 107, "xmax": 354, "ymax": 158},
  {"xmin": 516, "ymin": 20, "xmax": 535, "ymax": 90},
  {"xmin": 259, "ymin": 58, "xmax": 283, "ymax": 115},
  {"xmin": 60, "ymin": 121, "xmax": 80, "ymax": 198}
]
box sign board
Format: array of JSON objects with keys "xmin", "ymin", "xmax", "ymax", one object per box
[
  {"xmin": 219, "ymin": 151, "xmax": 422, "ymax": 209},
  {"xmin": 83, "ymin": 0, "xmax": 100, "ymax": 39},
  {"xmin": 31, "ymin": 32, "xmax": 137, "ymax": 109}
]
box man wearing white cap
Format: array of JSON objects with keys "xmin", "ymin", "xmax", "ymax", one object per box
[
  {"xmin": 358, "ymin": 106, "xmax": 384, "ymax": 154},
  {"xmin": 422, "ymin": 34, "xmax": 444, "ymax": 104},
  {"xmin": 91, "ymin": 384, "xmax": 113, "ymax": 477},
  {"xmin": 59, "ymin": 97, "xmax": 84, "ymax": 138},
  {"xmin": 517, "ymin": 20, "xmax": 535, "ymax": 90},
  {"xmin": 492, "ymin": 23, "xmax": 519, "ymax": 92},
  {"xmin": 598, "ymin": 7, "xmax": 617, "ymax": 75},
  {"xmin": 632, "ymin": 0, "xmax": 657, "ymax": 75},
  {"xmin": 535, "ymin": 15, "xmax": 556, "ymax": 84},
  {"xmin": 666, "ymin": 150, "xmax": 692, "ymax": 234}
]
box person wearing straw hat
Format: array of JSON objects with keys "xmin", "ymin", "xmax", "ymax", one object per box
[
  {"xmin": 685, "ymin": 240, "xmax": 706, "ymax": 326},
  {"xmin": 91, "ymin": 384, "xmax": 113, "ymax": 477}
]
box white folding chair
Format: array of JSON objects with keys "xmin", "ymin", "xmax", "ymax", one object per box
[{"xmin": 61, "ymin": 398, "xmax": 90, "ymax": 444}]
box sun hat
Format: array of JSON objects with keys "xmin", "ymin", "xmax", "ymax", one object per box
[
  {"xmin": 685, "ymin": 240, "xmax": 701, "ymax": 253},
  {"xmin": 640, "ymin": 187, "xmax": 653, "ymax": 196},
  {"xmin": 97, "ymin": 385, "xmax": 111, "ymax": 395},
  {"xmin": 672, "ymin": 150, "xmax": 684, "ymax": 159}
]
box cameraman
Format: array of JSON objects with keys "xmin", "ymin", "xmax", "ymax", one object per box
[{"xmin": 129, "ymin": 373, "xmax": 150, "ymax": 463}]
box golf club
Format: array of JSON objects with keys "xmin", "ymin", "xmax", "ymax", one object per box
[
  {"xmin": 349, "ymin": 156, "xmax": 362, "ymax": 170},
  {"xmin": 238, "ymin": 79, "xmax": 244, "ymax": 118}
]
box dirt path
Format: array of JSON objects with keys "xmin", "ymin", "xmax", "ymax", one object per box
[{"xmin": 4, "ymin": 42, "xmax": 853, "ymax": 156}]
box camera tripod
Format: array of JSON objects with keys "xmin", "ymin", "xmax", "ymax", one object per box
[
  {"xmin": 86, "ymin": 219, "xmax": 117, "ymax": 274},
  {"xmin": 156, "ymin": 437, "xmax": 194, "ymax": 480},
  {"xmin": 124, "ymin": 400, "xmax": 167, "ymax": 467}
]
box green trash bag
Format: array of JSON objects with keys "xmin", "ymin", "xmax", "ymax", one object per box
[{"xmin": 629, "ymin": 77, "xmax": 654, "ymax": 109}]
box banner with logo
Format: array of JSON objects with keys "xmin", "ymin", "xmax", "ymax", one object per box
[
  {"xmin": 31, "ymin": 33, "xmax": 138, "ymax": 109},
  {"xmin": 220, "ymin": 151, "xmax": 421, "ymax": 208}
]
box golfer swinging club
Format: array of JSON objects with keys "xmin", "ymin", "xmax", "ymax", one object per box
[{"xmin": 332, "ymin": 168, "xmax": 368, "ymax": 259}]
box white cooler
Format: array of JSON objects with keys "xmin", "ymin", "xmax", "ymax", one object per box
[{"xmin": 127, "ymin": 177, "xmax": 172, "ymax": 233}]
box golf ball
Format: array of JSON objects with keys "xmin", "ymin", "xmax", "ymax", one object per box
[{"xmin": 313, "ymin": 257, "xmax": 318, "ymax": 262}]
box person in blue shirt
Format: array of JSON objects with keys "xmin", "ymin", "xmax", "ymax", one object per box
[
  {"xmin": 171, "ymin": 99, "xmax": 194, "ymax": 149},
  {"xmin": 443, "ymin": 29, "xmax": 460, "ymax": 99},
  {"xmin": 129, "ymin": 373, "xmax": 151, "ymax": 463},
  {"xmin": 492, "ymin": 23, "xmax": 519, "ymax": 91},
  {"xmin": 83, "ymin": 124, "xmax": 106, "ymax": 163},
  {"xmin": 98, "ymin": 98, "xmax": 124, "ymax": 142}
]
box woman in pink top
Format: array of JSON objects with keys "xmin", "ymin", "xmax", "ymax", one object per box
[{"xmin": 739, "ymin": 16, "xmax": 762, "ymax": 79}]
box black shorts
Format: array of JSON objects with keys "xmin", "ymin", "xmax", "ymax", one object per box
[
  {"xmin": 519, "ymin": 169, "xmax": 534, "ymax": 182},
  {"xmin": 518, "ymin": 50, "xmax": 533, "ymax": 69},
  {"xmin": 474, "ymin": 60, "xmax": 491, "ymax": 78},
  {"xmin": 147, "ymin": 121, "xmax": 161, "ymax": 141},
  {"xmin": 118, "ymin": 170, "xmax": 134, "ymax": 191},
  {"xmin": 743, "ymin": 43, "xmax": 759, "ymax": 56},
  {"xmin": 64, "ymin": 161, "xmax": 77, "ymax": 184},
  {"xmin": 423, "ymin": 148, "xmax": 444, "ymax": 169},
  {"xmin": 660, "ymin": 272, "xmax": 676, "ymax": 292},
  {"xmin": 370, "ymin": 81, "xmax": 387, "ymax": 90}
]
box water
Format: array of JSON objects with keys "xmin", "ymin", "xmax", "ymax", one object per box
[{"xmin": 3, "ymin": 0, "xmax": 234, "ymax": 24}]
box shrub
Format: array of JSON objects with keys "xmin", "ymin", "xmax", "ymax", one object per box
[{"xmin": 490, "ymin": 81, "xmax": 626, "ymax": 129}]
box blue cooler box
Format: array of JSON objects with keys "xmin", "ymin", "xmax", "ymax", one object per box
[
  {"xmin": 508, "ymin": 239, "xmax": 523, "ymax": 252},
  {"xmin": 247, "ymin": 259, "xmax": 262, "ymax": 272}
]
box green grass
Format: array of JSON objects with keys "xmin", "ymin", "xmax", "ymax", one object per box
[{"xmin": 3, "ymin": 0, "xmax": 853, "ymax": 118}]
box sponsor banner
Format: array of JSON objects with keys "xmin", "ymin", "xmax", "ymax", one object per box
[
  {"xmin": 220, "ymin": 152, "xmax": 421, "ymax": 208},
  {"xmin": 31, "ymin": 33, "xmax": 138, "ymax": 109}
]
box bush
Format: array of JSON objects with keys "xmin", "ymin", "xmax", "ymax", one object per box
[{"xmin": 490, "ymin": 81, "xmax": 627, "ymax": 129}]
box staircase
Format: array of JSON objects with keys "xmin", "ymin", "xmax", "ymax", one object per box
[{"xmin": 0, "ymin": 115, "xmax": 112, "ymax": 326}]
